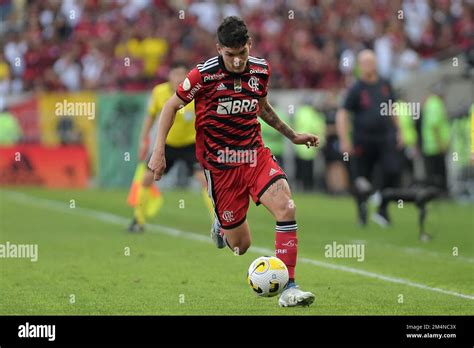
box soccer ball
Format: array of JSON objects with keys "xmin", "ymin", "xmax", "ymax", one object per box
[{"xmin": 247, "ymin": 256, "xmax": 289, "ymax": 297}]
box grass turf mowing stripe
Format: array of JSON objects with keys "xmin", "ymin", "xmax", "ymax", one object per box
[{"xmin": 3, "ymin": 190, "xmax": 473, "ymax": 301}]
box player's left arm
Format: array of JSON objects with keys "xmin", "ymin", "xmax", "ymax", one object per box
[{"xmin": 258, "ymin": 96, "xmax": 319, "ymax": 148}]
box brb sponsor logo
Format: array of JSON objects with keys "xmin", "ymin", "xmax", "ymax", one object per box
[{"xmin": 216, "ymin": 97, "xmax": 258, "ymax": 115}]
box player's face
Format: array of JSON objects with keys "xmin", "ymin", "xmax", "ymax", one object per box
[
  {"xmin": 217, "ymin": 42, "xmax": 251, "ymax": 74},
  {"xmin": 169, "ymin": 67, "xmax": 187, "ymax": 90}
]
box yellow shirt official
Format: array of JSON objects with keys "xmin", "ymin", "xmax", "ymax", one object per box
[{"xmin": 148, "ymin": 82, "xmax": 196, "ymax": 147}]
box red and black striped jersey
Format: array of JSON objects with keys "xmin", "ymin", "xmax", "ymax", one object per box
[{"xmin": 176, "ymin": 55, "xmax": 271, "ymax": 170}]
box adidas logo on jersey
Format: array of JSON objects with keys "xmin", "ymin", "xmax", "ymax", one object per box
[
  {"xmin": 269, "ymin": 168, "xmax": 278, "ymax": 176},
  {"xmin": 216, "ymin": 83, "xmax": 227, "ymax": 91}
]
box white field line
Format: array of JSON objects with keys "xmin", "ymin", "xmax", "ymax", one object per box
[
  {"xmin": 3, "ymin": 190, "xmax": 474, "ymax": 301},
  {"xmin": 401, "ymin": 247, "xmax": 474, "ymax": 263},
  {"xmin": 347, "ymin": 240, "xmax": 474, "ymax": 264}
]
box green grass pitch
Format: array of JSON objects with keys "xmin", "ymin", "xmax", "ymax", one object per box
[{"xmin": 0, "ymin": 187, "xmax": 472, "ymax": 315}]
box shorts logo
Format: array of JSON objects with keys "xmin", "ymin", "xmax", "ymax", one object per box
[
  {"xmin": 282, "ymin": 240, "xmax": 295, "ymax": 247},
  {"xmin": 222, "ymin": 210, "xmax": 235, "ymax": 223},
  {"xmin": 248, "ymin": 76, "xmax": 259, "ymax": 92},
  {"xmin": 216, "ymin": 99, "xmax": 259, "ymax": 115},
  {"xmin": 269, "ymin": 168, "xmax": 278, "ymax": 176}
]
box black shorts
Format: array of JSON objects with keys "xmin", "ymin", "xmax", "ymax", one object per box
[
  {"xmin": 350, "ymin": 135, "xmax": 402, "ymax": 189},
  {"xmin": 147, "ymin": 143, "xmax": 200, "ymax": 176},
  {"xmin": 423, "ymin": 154, "xmax": 447, "ymax": 190}
]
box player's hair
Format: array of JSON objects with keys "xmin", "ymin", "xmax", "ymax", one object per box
[
  {"xmin": 169, "ymin": 61, "xmax": 188, "ymax": 70},
  {"xmin": 217, "ymin": 16, "xmax": 249, "ymax": 48}
]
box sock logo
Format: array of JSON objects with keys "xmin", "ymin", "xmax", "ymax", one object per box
[{"xmin": 281, "ymin": 240, "xmax": 295, "ymax": 247}]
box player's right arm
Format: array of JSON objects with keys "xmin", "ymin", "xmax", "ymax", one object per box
[
  {"xmin": 138, "ymin": 115, "xmax": 155, "ymax": 161},
  {"xmin": 148, "ymin": 94, "xmax": 187, "ymax": 180},
  {"xmin": 336, "ymin": 83, "xmax": 359, "ymax": 154},
  {"xmin": 335, "ymin": 108, "xmax": 353, "ymax": 154}
]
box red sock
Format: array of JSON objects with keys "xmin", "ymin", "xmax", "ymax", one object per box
[{"xmin": 275, "ymin": 221, "xmax": 298, "ymax": 279}]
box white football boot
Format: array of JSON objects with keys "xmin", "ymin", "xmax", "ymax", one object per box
[
  {"xmin": 278, "ymin": 284, "xmax": 315, "ymax": 307},
  {"xmin": 210, "ymin": 219, "xmax": 226, "ymax": 249}
]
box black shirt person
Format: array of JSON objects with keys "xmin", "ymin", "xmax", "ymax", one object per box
[{"xmin": 336, "ymin": 49, "xmax": 403, "ymax": 226}]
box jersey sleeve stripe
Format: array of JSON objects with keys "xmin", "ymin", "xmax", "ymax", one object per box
[
  {"xmin": 197, "ymin": 56, "xmax": 218, "ymax": 65},
  {"xmin": 249, "ymin": 59, "xmax": 267, "ymax": 66},
  {"xmin": 197, "ymin": 61, "xmax": 218, "ymax": 69},
  {"xmin": 248, "ymin": 62, "xmax": 268, "ymax": 69},
  {"xmin": 197, "ymin": 56, "xmax": 218, "ymax": 68},
  {"xmin": 249, "ymin": 56, "xmax": 266, "ymax": 63},
  {"xmin": 198, "ymin": 62, "xmax": 219, "ymax": 72}
]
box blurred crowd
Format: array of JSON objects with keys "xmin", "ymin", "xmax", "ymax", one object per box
[{"xmin": 0, "ymin": 0, "xmax": 472, "ymax": 94}]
